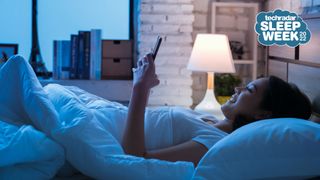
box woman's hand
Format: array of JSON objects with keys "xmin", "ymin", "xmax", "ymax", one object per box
[{"xmin": 132, "ymin": 53, "xmax": 160, "ymax": 90}]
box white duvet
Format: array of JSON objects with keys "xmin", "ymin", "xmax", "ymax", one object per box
[
  {"xmin": 0, "ymin": 55, "xmax": 194, "ymax": 179},
  {"xmin": 0, "ymin": 121, "xmax": 64, "ymax": 179}
]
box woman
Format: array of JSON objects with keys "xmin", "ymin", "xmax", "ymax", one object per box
[{"xmin": 122, "ymin": 53, "xmax": 312, "ymax": 166}]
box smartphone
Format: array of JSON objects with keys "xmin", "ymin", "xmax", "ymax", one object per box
[{"xmin": 152, "ymin": 36, "xmax": 162, "ymax": 60}]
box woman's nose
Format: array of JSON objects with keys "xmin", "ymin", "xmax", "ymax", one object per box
[{"xmin": 234, "ymin": 87, "xmax": 244, "ymax": 94}]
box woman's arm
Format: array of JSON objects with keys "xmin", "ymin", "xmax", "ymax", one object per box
[
  {"xmin": 121, "ymin": 84, "xmax": 149, "ymax": 156},
  {"xmin": 122, "ymin": 53, "xmax": 159, "ymax": 157}
]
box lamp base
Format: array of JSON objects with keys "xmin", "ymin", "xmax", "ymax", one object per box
[{"xmin": 194, "ymin": 89, "xmax": 225, "ymax": 120}]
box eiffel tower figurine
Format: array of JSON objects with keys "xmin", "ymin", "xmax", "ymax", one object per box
[{"xmin": 29, "ymin": 0, "xmax": 51, "ymax": 78}]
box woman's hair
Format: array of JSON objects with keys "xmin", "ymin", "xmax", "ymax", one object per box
[{"xmin": 233, "ymin": 75, "xmax": 312, "ymax": 130}]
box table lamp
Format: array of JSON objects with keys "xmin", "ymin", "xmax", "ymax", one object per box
[{"xmin": 187, "ymin": 34, "xmax": 235, "ymax": 119}]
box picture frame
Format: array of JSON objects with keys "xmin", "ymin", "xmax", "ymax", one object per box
[{"xmin": 0, "ymin": 44, "xmax": 18, "ymax": 62}]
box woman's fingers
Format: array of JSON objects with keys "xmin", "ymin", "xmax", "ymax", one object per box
[
  {"xmin": 138, "ymin": 58, "xmax": 143, "ymax": 67},
  {"xmin": 146, "ymin": 53, "xmax": 154, "ymax": 64},
  {"xmin": 137, "ymin": 52, "xmax": 154, "ymax": 67},
  {"xmin": 134, "ymin": 52, "xmax": 157, "ymax": 77},
  {"xmin": 132, "ymin": 54, "xmax": 159, "ymax": 89}
]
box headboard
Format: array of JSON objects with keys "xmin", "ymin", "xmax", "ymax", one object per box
[{"xmin": 266, "ymin": 13, "xmax": 320, "ymax": 118}]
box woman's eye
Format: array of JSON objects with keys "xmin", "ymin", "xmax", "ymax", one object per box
[{"xmin": 246, "ymin": 86, "xmax": 253, "ymax": 93}]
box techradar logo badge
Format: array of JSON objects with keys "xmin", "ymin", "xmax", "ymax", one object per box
[{"xmin": 255, "ymin": 9, "xmax": 311, "ymax": 47}]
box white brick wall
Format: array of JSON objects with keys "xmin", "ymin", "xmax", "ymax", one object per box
[
  {"xmin": 138, "ymin": 0, "xmax": 195, "ymax": 107},
  {"xmin": 194, "ymin": 0, "xmax": 209, "ymax": 13},
  {"xmin": 152, "ymin": 4, "xmax": 194, "ymax": 13},
  {"xmin": 194, "ymin": 14, "xmax": 207, "ymax": 28}
]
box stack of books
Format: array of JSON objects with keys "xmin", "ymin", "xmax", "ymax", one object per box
[{"xmin": 53, "ymin": 29, "xmax": 102, "ymax": 80}]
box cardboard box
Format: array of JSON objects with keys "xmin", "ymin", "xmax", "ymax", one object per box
[
  {"xmin": 102, "ymin": 40, "xmax": 133, "ymax": 58},
  {"xmin": 101, "ymin": 58, "xmax": 132, "ymax": 79}
]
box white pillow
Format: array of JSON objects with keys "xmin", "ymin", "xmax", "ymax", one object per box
[{"xmin": 193, "ymin": 118, "xmax": 320, "ymax": 179}]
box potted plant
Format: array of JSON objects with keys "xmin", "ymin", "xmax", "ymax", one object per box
[{"xmin": 214, "ymin": 74, "xmax": 242, "ymax": 105}]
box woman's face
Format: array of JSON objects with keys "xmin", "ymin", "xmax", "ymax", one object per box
[{"xmin": 221, "ymin": 78, "xmax": 270, "ymax": 121}]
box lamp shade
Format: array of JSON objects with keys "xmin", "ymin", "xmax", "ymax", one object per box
[{"xmin": 187, "ymin": 34, "xmax": 235, "ymax": 73}]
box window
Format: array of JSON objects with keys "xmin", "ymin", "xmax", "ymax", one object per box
[{"xmin": 0, "ymin": 0, "xmax": 130, "ymax": 71}]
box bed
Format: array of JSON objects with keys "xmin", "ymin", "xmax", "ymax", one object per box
[
  {"xmin": 0, "ymin": 13, "xmax": 320, "ymax": 180},
  {"xmin": 0, "ymin": 58, "xmax": 319, "ymax": 180}
]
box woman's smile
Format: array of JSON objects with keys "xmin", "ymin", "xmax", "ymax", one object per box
[{"xmin": 228, "ymin": 94, "xmax": 238, "ymax": 103}]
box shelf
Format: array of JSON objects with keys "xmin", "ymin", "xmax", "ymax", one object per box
[
  {"xmin": 40, "ymin": 79, "xmax": 133, "ymax": 102},
  {"xmin": 211, "ymin": 2, "xmax": 259, "ymax": 80},
  {"xmin": 234, "ymin": 60, "xmax": 254, "ymax": 64}
]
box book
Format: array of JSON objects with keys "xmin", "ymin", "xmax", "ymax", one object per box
[
  {"xmin": 90, "ymin": 29, "xmax": 102, "ymax": 80},
  {"xmin": 83, "ymin": 31, "xmax": 91, "ymax": 79},
  {"xmin": 60, "ymin": 41, "xmax": 71, "ymax": 79},
  {"xmin": 77, "ymin": 31, "xmax": 91, "ymax": 79},
  {"xmin": 53, "ymin": 41, "xmax": 59, "ymax": 80},
  {"xmin": 53, "ymin": 40, "xmax": 71, "ymax": 80},
  {"xmin": 77, "ymin": 31, "xmax": 85, "ymax": 79},
  {"xmin": 70, "ymin": 35, "xmax": 79, "ymax": 79}
]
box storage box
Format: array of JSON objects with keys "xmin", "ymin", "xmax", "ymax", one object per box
[
  {"xmin": 101, "ymin": 58, "xmax": 132, "ymax": 79},
  {"xmin": 102, "ymin": 40, "xmax": 133, "ymax": 58}
]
